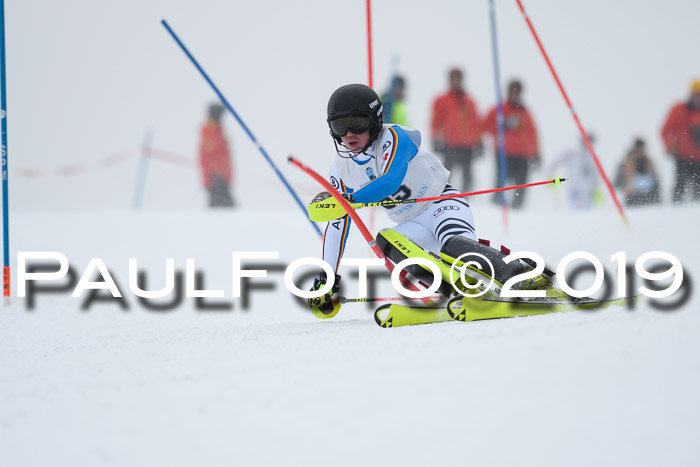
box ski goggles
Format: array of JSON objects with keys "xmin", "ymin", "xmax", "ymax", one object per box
[{"xmin": 328, "ymin": 115, "xmax": 371, "ymax": 138}]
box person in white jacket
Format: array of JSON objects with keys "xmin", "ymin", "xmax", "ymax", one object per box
[{"xmin": 548, "ymin": 133, "xmax": 600, "ymax": 209}]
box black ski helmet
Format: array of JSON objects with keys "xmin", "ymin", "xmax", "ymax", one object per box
[{"xmin": 327, "ymin": 84, "xmax": 383, "ymax": 144}]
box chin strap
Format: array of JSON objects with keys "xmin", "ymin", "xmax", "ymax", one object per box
[{"xmin": 332, "ymin": 138, "xmax": 376, "ymax": 159}]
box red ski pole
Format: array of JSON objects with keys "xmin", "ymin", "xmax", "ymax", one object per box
[
  {"xmin": 306, "ymin": 177, "xmax": 567, "ymax": 222},
  {"xmin": 337, "ymin": 295, "xmax": 442, "ymax": 304},
  {"xmin": 376, "ymin": 177, "xmax": 567, "ymax": 208}
]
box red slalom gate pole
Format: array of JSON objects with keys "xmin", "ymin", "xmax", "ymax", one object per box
[
  {"xmin": 514, "ymin": 0, "xmax": 629, "ymax": 228},
  {"xmin": 289, "ymin": 157, "xmax": 381, "ymax": 255},
  {"xmin": 365, "ymin": 0, "xmax": 374, "ymax": 88},
  {"xmin": 365, "ymin": 0, "xmax": 376, "ymax": 234}
]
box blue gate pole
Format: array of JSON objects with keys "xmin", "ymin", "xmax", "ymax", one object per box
[
  {"xmin": 487, "ymin": 0, "xmax": 510, "ymax": 216},
  {"xmin": 1, "ymin": 0, "xmax": 10, "ymax": 300},
  {"xmin": 161, "ymin": 20, "xmax": 322, "ymax": 237}
]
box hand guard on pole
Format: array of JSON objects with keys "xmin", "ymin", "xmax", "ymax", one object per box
[
  {"xmin": 308, "ymin": 271, "xmax": 342, "ymax": 319},
  {"xmin": 312, "ymin": 190, "xmax": 354, "ymax": 204}
]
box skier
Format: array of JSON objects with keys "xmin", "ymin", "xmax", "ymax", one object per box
[{"xmin": 308, "ymin": 84, "xmax": 546, "ymax": 318}]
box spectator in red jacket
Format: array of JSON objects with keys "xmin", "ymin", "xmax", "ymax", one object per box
[
  {"xmin": 482, "ymin": 80, "xmax": 540, "ymax": 209},
  {"xmin": 199, "ymin": 103, "xmax": 235, "ymax": 207},
  {"xmin": 661, "ymin": 79, "xmax": 700, "ymax": 203},
  {"xmin": 430, "ymin": 68, "xmax": 483, "ymax": 192}
]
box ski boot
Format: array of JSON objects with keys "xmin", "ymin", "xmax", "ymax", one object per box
[
  {"xmin": 440, "ymin": 236, "xmax": 557, "ymax": 296},
  {"xmin": 440, "ymin": 236, "xmax": 567, "ymax": 318},
  {"xmin": 376, "ymin": 228, "xmax": 459, "ymax": 298}
]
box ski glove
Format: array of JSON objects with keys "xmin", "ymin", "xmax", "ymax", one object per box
[
  {"xmin": 308, "ymin": 271, "xmax": 342, "ymax": 319},
  {"xmin": 311, "ymin": 191, "xmax": 354, "ymax": 204}
]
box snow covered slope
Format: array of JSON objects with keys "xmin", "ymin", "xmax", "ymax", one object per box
[
  {"xmin": 4, "ymin": 0, "xmax": 700, "ymax": 464},
  {"xmin": 2, "ymin": 204, "xmax": 698, "ymax": 466}
]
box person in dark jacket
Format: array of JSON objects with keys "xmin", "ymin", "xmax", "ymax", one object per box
[{"xmin": 615, "ymin": 138, "xmax": 661, "ymax": 207}]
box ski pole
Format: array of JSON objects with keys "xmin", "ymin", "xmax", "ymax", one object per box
[
  {"xmin": 1, "ymin": 0, "xmax": 10, "ymax": 302},
  {"xmin": 336, "ymin": 295, "xmax": 443, "ymax": 304},
  {"xmin": 307, "ymin": 177, "xmax": 567, "ymax": 222},
  {"xmin": 161, "ymin": 20, "xmax": 322, "ymax": 237},
  {"xmin": 514, "ymin": 0, "xmax": 629, "ymax": 228}
]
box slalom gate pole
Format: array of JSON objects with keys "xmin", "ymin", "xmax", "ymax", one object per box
[
  {"xmin": 132, "ymin": 128, "xmax": 153, "ymax": 210},
  {"xmin": 288, "ymin": 155, "xmax": 436, "ymax": 305},
  {"xmin": 487, "ymin": 0, "xmax": 510, "ymax": 229},
  {"xmin": 338, "ymin": 295, "xmax": 442, "ymax": 304},
  {"xmin": 514, "ymin": 0, "xmax": 629, "ymax": 228},
  {"xmin": 365, "ymin": 0, "xmax": 374, "ymax": 89},
  {"xmin": 365, "ymin": 0, "xmax": 376, "ymax": 234},
  {"xmin": 161, "ymin": 20, "xmax": 322, "ymax": 237},
  {"xmin": 1, "ymin": 0, "xmax": 9, "ymax": 301}
]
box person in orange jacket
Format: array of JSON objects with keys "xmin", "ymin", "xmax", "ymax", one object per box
[
  {"xmin": 199, "ymin": 103, "xmax": 235, "ymax": 207},
  {"xmin": 482, "ymin": 79, "xmax": 540, "ymax": 209},
  {"xmin": 661, "ymin": 79, "xmax": 700, "ymax": 203},
  {"xmin": 430, "ymin": 68, "xmax": 483, "ymax": 192}
]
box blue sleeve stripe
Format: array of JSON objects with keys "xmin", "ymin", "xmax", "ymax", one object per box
[{"xmin": 351, "ymin": 126, "xmax": 417, "ymax": 203}]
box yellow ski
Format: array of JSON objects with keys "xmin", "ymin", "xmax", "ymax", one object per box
[{"xmin": 375, "ymin": 296, "xmax": 637, "ymax": 328}]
